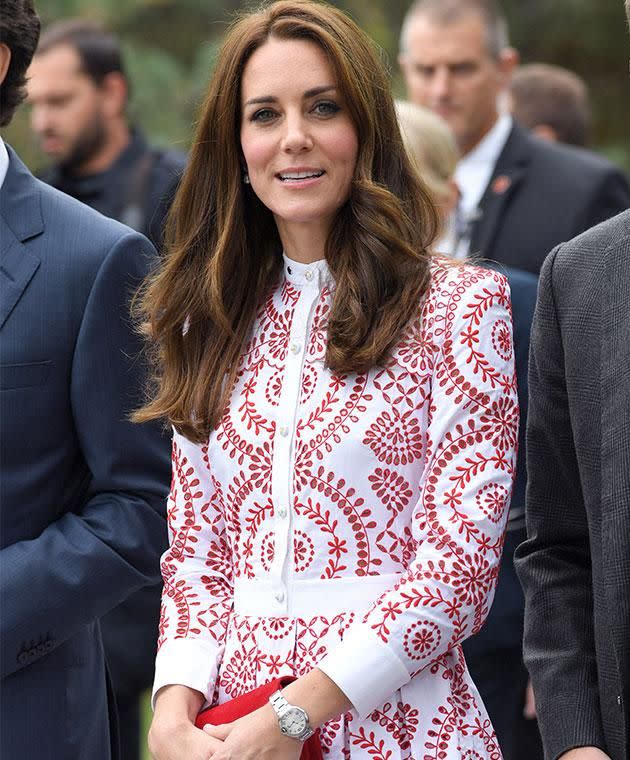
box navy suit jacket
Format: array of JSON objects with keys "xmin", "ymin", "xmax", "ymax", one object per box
[
  {"xmin": 469, "ymin": 123, "xmax": 630, "ymax": 275},
  {"xmin": 0, "ymin": 147, "xmax": 170, "ymax": 759}
]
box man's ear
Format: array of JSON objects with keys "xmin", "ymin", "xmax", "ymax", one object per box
[
  {"xmin": 0, "ymin": 43, "xmax": 12, "ymax": 87},
  {"xmin": 100, "ymin": 71, "xmax": 128, "ymax": 119}
]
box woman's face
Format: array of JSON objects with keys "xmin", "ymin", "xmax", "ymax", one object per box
[{"xmin": 240, "ymin": 37, "xmax": 359, "ymax": 242}]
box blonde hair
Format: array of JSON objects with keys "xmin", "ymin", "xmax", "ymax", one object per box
[{"xmin": 395, "ymin": 100, "xmax": 459, "ymax": 220}]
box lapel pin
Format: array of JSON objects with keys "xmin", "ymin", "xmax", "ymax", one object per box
[{"xmin": 491, "ymin": 175, "xmax": 512, "ymax": 195}]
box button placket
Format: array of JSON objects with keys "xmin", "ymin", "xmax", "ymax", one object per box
[{"xmin": 269, "ymin": 280, "xmax": 320, "ymax": 612}]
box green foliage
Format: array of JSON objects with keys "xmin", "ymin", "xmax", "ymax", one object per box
[{"xmin": 8, "ymin": 0, "xmax": 630, "ymax": 169}]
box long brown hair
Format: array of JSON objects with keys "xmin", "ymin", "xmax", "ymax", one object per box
[{"xmin": 135, "ymin": 0, "xmax": 438, "ymax": 443}]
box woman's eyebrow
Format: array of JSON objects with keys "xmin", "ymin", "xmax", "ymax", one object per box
[{"xmin": 244, "ymin": 85, "xmax": 336, "ymax": 107}]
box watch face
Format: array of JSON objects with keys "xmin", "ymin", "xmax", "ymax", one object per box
[{"xmin": 281, "ymin": 706, "xmax": 308, "ymax": 737}]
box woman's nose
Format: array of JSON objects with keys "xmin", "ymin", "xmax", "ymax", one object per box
[{"xmin": 281, "ymin": 114, "xmax": 313, "ymax": 152}]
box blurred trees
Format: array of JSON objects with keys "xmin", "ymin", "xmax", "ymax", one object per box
[{"xmin": 7, "ymin": 0, "xmax": 630, "ymax": 171}]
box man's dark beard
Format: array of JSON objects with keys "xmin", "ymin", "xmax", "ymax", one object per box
[{"xmin": 59, "ymin": 114, "xmax": 108, "ymax": 175}]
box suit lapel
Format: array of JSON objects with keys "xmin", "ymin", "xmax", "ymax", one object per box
[
  {"xmin": 469, "ymin": 124, "xmax": 531, "ymax": 259},
  {"xmin": 0, "ymin": 146, "xmax": 44, "ymax": 329}
]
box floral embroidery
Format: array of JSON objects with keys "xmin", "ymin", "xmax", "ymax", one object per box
[{"xmin": 156, "ymin": 261, "xmax": 517, "ymax": 759}]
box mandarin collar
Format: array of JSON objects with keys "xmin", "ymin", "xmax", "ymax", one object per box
[{"xmin": 282, "ymin": 253, "xmax": 333, "ymax": 289}]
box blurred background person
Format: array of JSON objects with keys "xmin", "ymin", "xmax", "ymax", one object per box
[
  {"xmin": 395, "ymin": 99, "xmax": 459, "ymax": 228},
  {"xmin": 27, "ymin": 19, "xmax": 186, "ymax": 249},
  {"xmin": 396, "ymin": 96, "xmax": 538, "ymax": 760},
  {"xmin": 26, "ymin": 18, "xmax": 185, "ymax": 760},
  {"xmin": 398, "ymin": 0, "xmax": 630, "ymax": 274},
  {"xmin": 508, "ymin": 63, "xmax": 592, "ymax": 148}
]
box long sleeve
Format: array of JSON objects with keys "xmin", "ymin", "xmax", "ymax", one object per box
[
  {"xmin": 318, "ymin": 268, "xmax": 519, "ymax": 717},
  {"xmin": 514, "ymin": 248, "xmax": 606, "ymax": 758},
  {"xmin": 152, "ymin": 429, "xmax": 234, "ymax": 704}
]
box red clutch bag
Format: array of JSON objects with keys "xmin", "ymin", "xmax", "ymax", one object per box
[{"xmin": 195, "ymin": 676, "xmax": 323, "ymax": 759}]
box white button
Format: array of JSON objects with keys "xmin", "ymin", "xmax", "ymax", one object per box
[
  {"xmin": 279, "ymin": 426, "xmax": 289, "ymax": 437},
  {"xmin": 290, "ymin": 342, "xmax": 301, "ymax": 355},
  {"xmin": 278, "ymin": 507, "xmax": 287, "ymax": 518},
  {"xmin": 305, "ymin": 269, "xmax": 314, "ymax": 281},
  {"xmin": 275, "ymin": 591, "xmax": 285, "ymax": 603}
]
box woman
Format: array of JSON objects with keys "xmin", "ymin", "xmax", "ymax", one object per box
[{"xmin": 140, "ymin": 2, "xmax": 518, "ymax": 758}]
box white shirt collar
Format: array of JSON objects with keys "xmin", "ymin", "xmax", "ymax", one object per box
[
  {"xmin": 0, "ymin": 137, "xmax": 9, "ymax": 191},
  {"xmin": 455, "ymin": 114, "xmax": 513, "ymax": 218},
  {"xmin": 283, "ymin": 253, "xmax": 333, "ymax": 289}
]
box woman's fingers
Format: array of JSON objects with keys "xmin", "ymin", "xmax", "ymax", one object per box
[
  {"xmin": 148, "ymin": 717, "xmax": 221, "ymax": 760},
  {"xmin": 203, "ymin": 723, "xmax": 232, "ymax": 740}
]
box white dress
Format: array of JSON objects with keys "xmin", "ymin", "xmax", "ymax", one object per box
[{"xmin": 153, "ymin": 255, "xmax": 518, "ymax": 759}]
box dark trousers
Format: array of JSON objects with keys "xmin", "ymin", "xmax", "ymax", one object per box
[
  {"xmin": 463, "ymin": 528, "xmax": 544, "ymax": 760},
  {"xmin": 101, "ymin": 583, "xmax": 161, "ymax": 760},
  {"xmin": 117, "ymin": 696, "xmax": 141, "ymax": 760},
  {"xmin": 464, "ymin": 646, "xmax": 543, "ymax": 759}
]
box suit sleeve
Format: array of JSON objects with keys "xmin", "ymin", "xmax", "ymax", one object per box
[
  {"xmin": 514, "ymin": 248, "xmax": 607, "ymax": 759},
  {"xmin": 0, "ymin": 232, "xmax": 170, "ymax": 679}
]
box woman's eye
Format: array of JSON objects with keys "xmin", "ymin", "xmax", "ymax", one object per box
[
  {"xmin": 313, "ymin": 101, "xmax": 340, "ymax": 116},
  {"xmin": 251, "ymin": 108, "xmax": 277, "ymax": 123}
]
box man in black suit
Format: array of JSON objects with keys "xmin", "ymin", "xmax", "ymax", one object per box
[
  {"xmin": 27, "ymin": 19, "xmax": 185, "ymax": 250},
  {"xmin": 515, "ymin": 4, "xmax": 630, "ymax": 756},
  {"xmin": 0, "ymin": 3, "xmax": 170, "ymax": 758},
  {"xmin": 399, "ymin": 0, "xmax": 630, "ymax": 275}
]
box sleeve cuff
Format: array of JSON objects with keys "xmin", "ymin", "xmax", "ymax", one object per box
[
  {"xmin": 151, "ymin": 637, "xmax": 224, "ymax": 710},
  {"xmin": 317, "ymin": 625, "xmax": 410, "ymax": 718}
]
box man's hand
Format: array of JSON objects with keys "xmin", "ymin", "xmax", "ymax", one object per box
[{"xmin": 559, "ymin": 748, "xmax": 611, "ymax": 760}]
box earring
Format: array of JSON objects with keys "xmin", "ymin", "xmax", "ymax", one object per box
[{"xmin": 243, "ymin": 171, "xmax": 250, "ymax": 185}]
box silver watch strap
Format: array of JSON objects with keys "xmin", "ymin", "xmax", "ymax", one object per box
[{"xmin": 269, "ymin": 689, "xmax": 314, "ymax": 741}]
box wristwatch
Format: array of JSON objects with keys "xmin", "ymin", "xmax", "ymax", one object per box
[{"xmin": 269, "ymin": 689, "xmax": 315, "ymax": 741}]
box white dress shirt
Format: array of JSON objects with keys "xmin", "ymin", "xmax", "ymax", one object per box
[
  {"xmin": 438, "ymin": 114, "xmax": 513, "ymax": 259},
  {"xmin": 0, "ymin": 137, "xmax": 10, "ymax": 191}
]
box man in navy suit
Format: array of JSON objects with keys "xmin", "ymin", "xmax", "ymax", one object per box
[{"xmin": 0, "ymin": 3, "xmax": 170, "ymax": 759}]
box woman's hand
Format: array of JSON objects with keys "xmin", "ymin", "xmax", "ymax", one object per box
[
  {"xmin": 149, "ymin": 684, "xmax": 224, "ymax": 760},
  {"xmin": 203, "ymin": 704, "xmax": 302, "ymax": 760}
]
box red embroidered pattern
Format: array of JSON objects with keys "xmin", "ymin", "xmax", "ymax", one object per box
[{"xmin": 156, "ymin": 261, "xmax": 517, "ymax": 758}]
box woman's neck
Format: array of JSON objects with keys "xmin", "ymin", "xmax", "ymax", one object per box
[{"xmin": 275, "ymin": 218, "xmax": 329, "ymax": 264}]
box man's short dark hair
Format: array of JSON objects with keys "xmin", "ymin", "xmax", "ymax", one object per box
[
  {"xmin": 0, "ymin": 0, "xmax": 41, "ymax": 127},
  {"xmin": 36, "ymin": 19, "xmax": 127, "ymax": 88},
  {"xmin": 510, "ymin": 64, "xmax": 591, "ymax": 147},
  {"xmin": 400, "ymin": 0, "xmax": 509, "ymax": 59}
]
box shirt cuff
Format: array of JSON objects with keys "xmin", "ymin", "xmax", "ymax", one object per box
[
  {"xmin": 317, "ymin": 625, "xmax": 410, "ymax": 718},
  {"xmin": 151, "ymin": 637, "xmax": 224, "ymax": 709}
]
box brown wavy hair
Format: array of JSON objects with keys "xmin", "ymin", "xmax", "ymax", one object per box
[{"xmin": 134, "ymin": 0, "xmax": 438, "ymax": 443}]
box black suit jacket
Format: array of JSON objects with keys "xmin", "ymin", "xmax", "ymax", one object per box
[
  {"xmin": 0, "ymin": 147, "xmax": 170, "ymax": 759},
  {"xmin": 469, "ymin": 123, "xmax": 630, "ymax": 274},
  {"xmin": 515, "ymin": 211, "xmax": 630, "ymax": 760}
]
